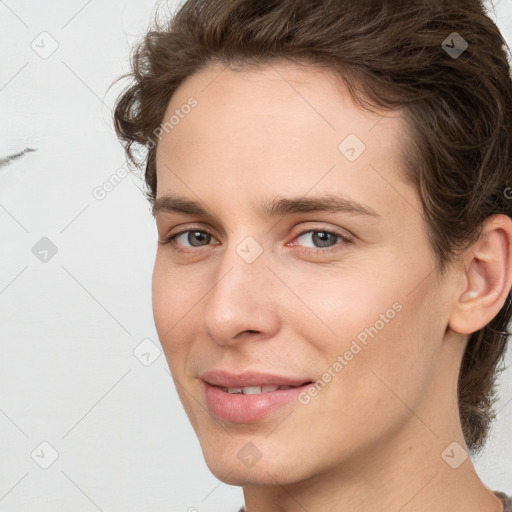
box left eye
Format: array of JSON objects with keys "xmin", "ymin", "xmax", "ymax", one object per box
[{"xmin": 292, "ymin": 229, "xmax": 349, "ymax": 250}]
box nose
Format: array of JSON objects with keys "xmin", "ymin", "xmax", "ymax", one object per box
[{"xmin": 201, "ymin": 240, "xmax": 281, "ymax": 346}]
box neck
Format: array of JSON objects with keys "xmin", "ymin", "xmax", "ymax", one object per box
[{"xmin": 242, "ymin": 425, "xmax": 502, "ymax": 512}]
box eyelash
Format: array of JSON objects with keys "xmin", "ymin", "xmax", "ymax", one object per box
[{"xmin": 159, "ymin": 227, "xmax": 353, "ymax": 255}]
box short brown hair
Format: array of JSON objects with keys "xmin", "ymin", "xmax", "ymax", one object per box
[{"xmin": 112, "ymin": 0, "xmax": 512, "ymax": 454}]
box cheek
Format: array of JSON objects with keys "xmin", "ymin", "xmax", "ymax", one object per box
[
  {"xmin": 319, "ymin": 282, "xmax": 442, "ymax": 426},
  {"xmin": 152, "ymin": 261, "xmax": 173, "ymax": 342},
  {"xmin": 297, "ymin": 260, "xmax": 441, "ymax": 388},
  {"xmin": 151, "ymin": 256, "xmax": 199, "ymax": 359},
  {"xmin": 288, "ymin": 265, "xmax": 402, "ymax": 346}
]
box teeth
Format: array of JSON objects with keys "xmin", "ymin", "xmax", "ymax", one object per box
[
  {"xmin": 242, "ymin": 386, "xmax": 261, "ymax": 395},
  {"xmin": 224, "ymin": 384, "xmax": 296, "ymax": 394}
]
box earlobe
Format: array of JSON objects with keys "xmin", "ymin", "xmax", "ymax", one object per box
[{"xmin": 449, "ymin": 215, "xmax": 512, "ymax": 335}]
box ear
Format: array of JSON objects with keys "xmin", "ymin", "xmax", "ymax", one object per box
[{"xmin": 449, "ymin": 214, "xmax": 512, "ymax": 335}]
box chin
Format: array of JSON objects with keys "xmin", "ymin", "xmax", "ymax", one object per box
[
  {"xmin": 204, "ymin": 456, "xmax": 291, "ymax": 487},
  {"xmin": 198, "ymin": 436, "xmax": 308, "ymax": 487}
]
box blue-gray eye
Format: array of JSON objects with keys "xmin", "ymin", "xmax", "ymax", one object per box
[
  {"xmin": 177, "ymin": 230, "xmax": 213, "ymax": 247},
  {"xmin": 296, "ymin": 230, "xmax": 343, "ymax": 248}
]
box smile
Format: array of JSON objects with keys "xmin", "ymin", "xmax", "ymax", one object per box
[
  {"xmin": 202, "ymin": 379, "xmax": 314, "ymax": 423},
  {"xmin": 217, "ymin": 384, "xmax": 306, "ymax": 394}
]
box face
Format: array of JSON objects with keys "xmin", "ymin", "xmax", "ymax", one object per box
[{"xmin": 152, "ymin": 60, "xmax": 455, "ymax": 486}]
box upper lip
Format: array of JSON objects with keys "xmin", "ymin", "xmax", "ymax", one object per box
[{"xmin": 200, "ymin": 370, "xmax": 312, "ymax": 388}]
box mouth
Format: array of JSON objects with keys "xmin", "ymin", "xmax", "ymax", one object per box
[
  {"xmin": 200, "ymin": 371, "xmax": 315, "ymax": 423},
  {"xmin": 213, "ymin": 382, "xmax": 313, "ymax": 395}
]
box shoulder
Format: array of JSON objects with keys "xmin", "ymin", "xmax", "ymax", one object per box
[{"xmin": 494, "ymin": 491, "xmax": 512, "ymax": 512}]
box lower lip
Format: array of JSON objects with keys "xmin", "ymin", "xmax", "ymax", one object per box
[{"xmin": 203, "ymin": 381, "xmax": 312, "ymax": 423}]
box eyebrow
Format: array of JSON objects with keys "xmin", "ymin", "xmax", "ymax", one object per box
[{"xmin": 152, "ymin": 193, "xmax": 380, "ymax": 219}]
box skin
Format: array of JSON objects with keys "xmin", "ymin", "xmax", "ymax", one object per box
[{"xmin": 151, "ymin": 59, "xmax": 512, "ymax": 512}]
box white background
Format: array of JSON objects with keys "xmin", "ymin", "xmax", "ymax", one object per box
[{"xmin": 0, "ymin": 1, "xmax": 511, "ymax": 510}]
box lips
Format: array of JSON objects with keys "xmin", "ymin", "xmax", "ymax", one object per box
[
  {"xmin": 200, "ymin": 369, "xmax": 312, "ymax": 388},
  {"xmin": 200, "ymin": 370, "xmax": 314, "ymax": 422}
]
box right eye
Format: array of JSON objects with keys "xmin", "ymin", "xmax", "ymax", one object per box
[{"xmin": 160, "ymin": 229, "xmax": 220, "ymax": 253}]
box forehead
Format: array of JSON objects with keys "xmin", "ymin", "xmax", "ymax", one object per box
[
  {"xmin": 154, "ymin": 60, "xmax": 415, "ymax": 222},
  {"xmin": 160, "ymin": 60, "xmax": 405, "ymax": 150}
]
